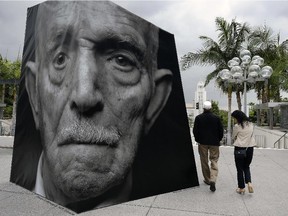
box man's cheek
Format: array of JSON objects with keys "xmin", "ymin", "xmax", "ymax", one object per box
[
  {"xmin": 114, "ymin": 96, "xmax": 148, "ymax": 123},
  {"xmin": 115, "ymin": 85, "xmax": 150, "ymax": 109},
  {"xmin": 41, "ymin": 84, "xmax": 70, "ymax": 124}
]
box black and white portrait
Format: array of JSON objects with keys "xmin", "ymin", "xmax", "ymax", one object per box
[{"xmin": 10, "ymin": 1, "xmax": 198, "ymax": 213}]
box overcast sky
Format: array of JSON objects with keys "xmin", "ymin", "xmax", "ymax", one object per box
[{"xmin": 1, "ymin": 0, "xmax": 288, "ymax": 110}]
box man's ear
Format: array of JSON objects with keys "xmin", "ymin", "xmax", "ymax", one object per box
[
  {"xmin": 144, "ymin": 69, "xmax": 173, "ymax": 135},
  {"xmin": 25, "ymin": 61, "xmax": 39, "ymax": 129}
]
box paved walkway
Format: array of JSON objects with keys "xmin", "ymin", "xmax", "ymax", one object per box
[{"xmin": 1, "ymin": 137, "xmax": 288, "ymax": 216}]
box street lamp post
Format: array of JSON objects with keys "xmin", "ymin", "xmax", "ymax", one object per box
[{"xmin": 218, "ymin": 49, "xmax": 273, "ymax": 144}]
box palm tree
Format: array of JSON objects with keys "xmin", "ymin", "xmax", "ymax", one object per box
[
  {"xmin": 247, "ymin": 25, "xmax": 288, "ymax": 103},
  {"xmin": 180, "ymin": 17, "xmax": 250, "ymax": 144},
  {"xmin": 245, "ymin": 25, "xmax": 288, "ymax": 126}
]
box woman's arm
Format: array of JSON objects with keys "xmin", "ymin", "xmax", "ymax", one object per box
[{"xmin": 232, "ymin": 124, "xmax": 239, "ymax": 140}]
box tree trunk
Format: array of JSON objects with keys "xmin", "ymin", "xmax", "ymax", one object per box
[
  {"xmin": 236, "ymin": 90, "xmax": 242, "ymax": 111},
  {"xmin": 260, "ymin": 81, "xmax": 269, "ymax": 125},
  {"xmin": 226, "ymin": 85, "xmax": 232, "ymax": 145}
]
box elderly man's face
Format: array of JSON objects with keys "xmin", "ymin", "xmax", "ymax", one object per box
[{"xmin": 28, "ymin": 1, "xmax": 162, "ymax": 202}]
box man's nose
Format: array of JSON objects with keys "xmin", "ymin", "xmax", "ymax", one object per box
[{"xmin": 70, "ymin": 51, "xmax": 104, "ymax": 115}]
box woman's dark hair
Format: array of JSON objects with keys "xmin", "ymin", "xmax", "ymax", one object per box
[{"xmin": 231, "ymin": 110, "xmax": 250, "ymax": 129}]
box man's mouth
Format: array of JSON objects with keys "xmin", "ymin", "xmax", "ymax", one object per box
[
  {"xmin": 55, "ymin": 125, "xmax": 121, "ymax": 148},
  {"xmin": 58, "ymin": 139, "xmax": 117, "ymax": 147}
]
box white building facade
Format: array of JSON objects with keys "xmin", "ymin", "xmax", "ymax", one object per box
[
  {"xmin": 186, "ymin": 81, "xmax": 208, "ymax": 127},
  {"xmin": 194, "ymin": 81, "xmax": 207, "ymax": 117}
]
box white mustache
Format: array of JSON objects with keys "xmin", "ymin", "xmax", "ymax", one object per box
[{"xmin": 55, "ymin": 123, "xmax": 121, "ymax": 147}]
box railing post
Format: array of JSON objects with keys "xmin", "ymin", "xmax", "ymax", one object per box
[{"xmin": 274, "ymin": 131, "xmax": 288, "ymax": 149}]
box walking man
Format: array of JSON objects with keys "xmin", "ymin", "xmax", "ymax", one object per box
[{"xmin": 193, "ymin": 101, "xmax": 224, "ymax": 192}]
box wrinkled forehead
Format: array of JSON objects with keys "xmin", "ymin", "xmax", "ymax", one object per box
[{"xmin": 35, "ymin": 1, "xmax": 159, "ymax": 65}]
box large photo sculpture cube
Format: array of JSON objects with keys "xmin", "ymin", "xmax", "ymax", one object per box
[{"xmin": 10, "ymin": 0, "xmax": 199, "ymax": 213}]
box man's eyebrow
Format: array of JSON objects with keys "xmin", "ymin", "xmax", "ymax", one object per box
[
  {"xmin": 46, "ymin": 27, "xmax": 73, "ymax": 53},
  {"xmin": 95, "ymin": 34, "xmax": 146, "ymax": 60}
]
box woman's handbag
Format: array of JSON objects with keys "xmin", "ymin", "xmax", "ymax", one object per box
[
  {"xmin": 234, "ymin": 125, "xmax": 254, "ymax": 159},
  {"xmin": 234, "ymin": 148, "xmax": 248, "ymax": 159}
]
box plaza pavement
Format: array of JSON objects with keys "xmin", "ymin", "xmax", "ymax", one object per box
[{"xmin": 1, "ymin": 136, "xmax": 288, "ymax": 216}]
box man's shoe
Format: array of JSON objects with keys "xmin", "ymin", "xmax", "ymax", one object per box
[
  {"xmin": 203, "ymin": 180, "xmax": 210, "ymax": 185},
  {"xmin": 210, "ymin": 182, "xmax": 216, "ymax": 192}
]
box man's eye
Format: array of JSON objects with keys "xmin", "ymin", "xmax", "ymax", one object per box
[
  {"xmin": 110, "ymin": 54, "xmax": 137, "ymax": 72},
  {"xmin": 115, "ymin": 56, "xmax": 132, "ymax": 66},
  {"xmin": 53, "ymin": 52, "xmax": 68, "ymax": 70}
]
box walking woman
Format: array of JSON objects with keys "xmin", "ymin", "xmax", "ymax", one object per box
[{"xmin": 231, "ymin": 110, "xmax": 256, "ymax": 194}]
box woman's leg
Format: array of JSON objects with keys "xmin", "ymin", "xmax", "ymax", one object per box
[
  {"xmin": 244, "ymin": 147, "xmax": 254, "ymax": 184},
  {"xmin": 234, "ymin": 147, "xmax": 245, "ymax": 189}
]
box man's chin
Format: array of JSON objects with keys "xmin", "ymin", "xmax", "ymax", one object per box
[
  {"xmin": 56, "ymin": 144, "xmax": 117, "ymax": 173},
  {"xmin": 63, "ymin": 173, "xmax": 130, "ymax": 213},
  {"xmin": 59, "ymin": 171, "xmax": 123, "ymax": 201}
]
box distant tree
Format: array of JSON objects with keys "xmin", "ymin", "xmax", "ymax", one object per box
[
  {"xmin": 248, "ymin": 102, "xmax": 257, "ymax": 123},
  {"xmin": 210, "ymin": 100, "xmax": 228, "ymax": 129},
  {"xmin": 0, "ymin": 55, "xmax": 9, "ymax": 103},
  {"xmin": 219, "ymin": 110, "xmax": 228, "ymax": 129},
  {"xmin": 211, "ymin": 100, "xmax": 220, "ymax": 116},
  {"xmin": 188, "ymin": 113, "xmax": 194, "ymax": 128},
  {"xmin": 0, "ymin": 55, "xmax": 21, "ymax": 118}
]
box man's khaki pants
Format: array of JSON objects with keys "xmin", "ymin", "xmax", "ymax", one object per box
[{"xmin": 198, "ymin": 144, "xmax": 219, "ymax": 183}]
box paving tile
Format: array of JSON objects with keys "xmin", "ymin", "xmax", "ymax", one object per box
[
  {"xmin": 152, "ymin": 186, "xmax": 248, "ymax": 216},
  {"xmin": 79, "ymin": 203, "xmax": 150, "ymax": 216},
  {"xmin": 40, "ymin": 207, "xmax": 75, "ymax": 216},
  {"xmin": 0, "ymin": 182, "xmax": 33, "ymax": 194},
  {"xmin": 0, "ymin": 193, "xmax": 57, "ymax": 216},
  {"xmin": 147, "ymin": 207, "xmax": 223, "ymax": 216},
  {"xmin": 125, "ymin": 195, "xmax": 157, "ymax": 207},
  {"xmin": 0, "ymin": 148, "xmax": 12, "ymax": 184},
  {"xmin": 0, "ymin": 190, "xmax": 13, "ymax": 202},
  {"xmin": 0, "ymin": 191, "xmax": 75, "ymax": 216}
]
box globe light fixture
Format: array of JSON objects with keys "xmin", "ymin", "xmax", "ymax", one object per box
[{"xmin": 219, "ymin": 49, "xmax": 273, "ymax": 114}]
